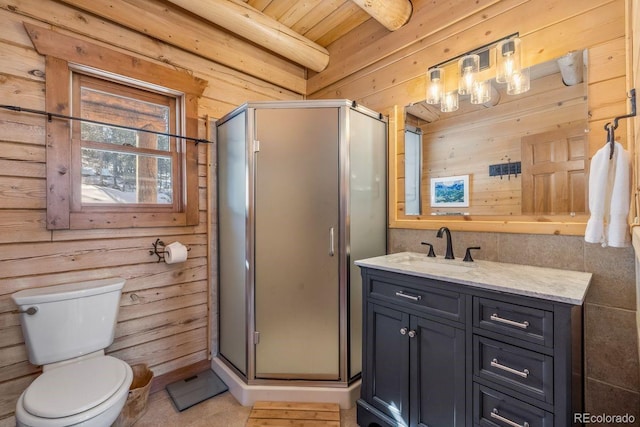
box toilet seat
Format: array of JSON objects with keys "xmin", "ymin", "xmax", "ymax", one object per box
[{"xmin": 16, "ymin": 356, "xmax": 133, "ymax": 427}]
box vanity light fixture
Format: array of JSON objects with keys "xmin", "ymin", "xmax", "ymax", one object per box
[{"xmin": 425, "ymin": 34, "xmax": 529, "ymax": 113}]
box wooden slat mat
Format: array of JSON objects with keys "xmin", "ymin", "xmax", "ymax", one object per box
[{"xmin": 246, "ymin": 401, "xmax": 341, "ymax": 426}]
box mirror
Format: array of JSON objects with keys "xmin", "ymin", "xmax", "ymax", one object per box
[{"xmin": 402, "ymin": 50, "xmax": 589, "ymax": 221}]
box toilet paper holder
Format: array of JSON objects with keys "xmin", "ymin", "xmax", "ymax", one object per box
[{"xmin": 149, "ymin": 238, "xmax": 190, "ymax": 263}]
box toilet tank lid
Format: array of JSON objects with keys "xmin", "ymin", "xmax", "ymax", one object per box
[{"xmin": 12, "ymin": 277, "xmax": 126, "ymax": 305}]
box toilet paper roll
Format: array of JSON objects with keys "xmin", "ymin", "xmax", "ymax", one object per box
[{"xmin": 164, "ymin": 242, "xmax": 188, "ymax": 264}]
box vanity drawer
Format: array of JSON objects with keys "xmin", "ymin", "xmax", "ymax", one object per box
[
  {"xmin": 474, "ymin": 297, "xmax": 553, "ymax": 347},
  {"xmin": 474, "ymin": 336, "xmax": 553, "ymax": 404},
  {"xmin": 474, "ymin": 383, "xmax": 553, "ymax": 427},
  {"xmin": 368, "ymin": 276, "xmax": 464, "ymax": 322}
]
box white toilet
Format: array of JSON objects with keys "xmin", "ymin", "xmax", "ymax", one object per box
[{"xmin": 12, "ymin": 277, "xmax": 134, "ymax": 427}]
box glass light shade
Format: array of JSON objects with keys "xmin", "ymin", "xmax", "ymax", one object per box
[
  {"xmin": 458, "ymin": 54, "xmax": 479, "ymax": 95},
  {"xmin": 470, "ymin": 80, "xmax": 491, "ymax": 104},
  {"xmin": 426, "ymin": 68, "xmax": 444, "ymax": 104},
  {"xmin": 507, "ymin": 67, "xmax": 530, "ymax": 95},
  {"xmin": 440, "ymin": 91, "xmax": 459, "ymax": 112},
  {"xmin": 496, "ymin": 38, "xmax": 522, "ymax": 84}
]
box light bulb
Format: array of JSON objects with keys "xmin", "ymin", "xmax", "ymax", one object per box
[
  {"xmin": 470, "ymin": 80, "xmax": 491, "ymax": 104},
  {"xmin": 507, "ymin": 67, "xmax": 530, "ymax": 95},
  {"xmin": 458, "ymin": 55, "xmax": 479, "ymax": 96},
  {"xmin": 496, "ymin": 38, "xmax": 522, "ymax": 84},
  {"xmin": 440, "ymin": 91, "xmax": 459, "ymax": 112},
  {"xmin": 426, "ymin": 68, "xmax": 443, "ymax": 105}
]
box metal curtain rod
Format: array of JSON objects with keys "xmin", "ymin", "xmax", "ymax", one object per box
[
  {"xmin": 0, "ymin": 105, "xmax": 214, "ymax": 145},
  {"xmin": 604, "ymin": 88, "xmax": 636, "ymax": 159}
]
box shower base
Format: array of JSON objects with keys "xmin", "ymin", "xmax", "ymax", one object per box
[{"xmin": 211, "ymin": 357, "xmax": 360, "ymax": 410}]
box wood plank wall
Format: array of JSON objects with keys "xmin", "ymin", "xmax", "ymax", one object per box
[
  {"xmin": 308, "ymin": 0, "xmax": 629, "ymax": 232},
  {"xmin": 0, "ymin": 1, "xmax": 302, "ymax": 420}
]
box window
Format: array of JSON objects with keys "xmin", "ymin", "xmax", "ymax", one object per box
[
  {"xmin": 72, "ymin": 73, "xmax": 179, "ymax": 210},
  {"xmin": 27, "ymin": 24, "xmax": 206, "ymax": 229}
]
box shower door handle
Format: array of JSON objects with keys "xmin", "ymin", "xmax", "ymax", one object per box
[{"xmin": 329, "ymin": 227, "xmax": 335, "ymax": 256}]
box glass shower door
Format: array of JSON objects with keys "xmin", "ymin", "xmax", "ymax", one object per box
[
  {"xmin": 253, "ymin": 107, "xmax": 340, "ymax": 380},
  {"xmin": 217, "ymin": 111, "xmax": 248, "ymax": 375}
]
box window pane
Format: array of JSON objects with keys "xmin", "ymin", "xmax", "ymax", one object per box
[
  {"xmin": 81, "ymin": 148, "xmax": 173, "ymax": 204},
  {"xmin": 80, "ymin": 87, "xmax": 170, "ymax": 151}
]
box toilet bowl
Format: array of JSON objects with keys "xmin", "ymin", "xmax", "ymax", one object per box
[
  {"xmin": 15, "ymin": 355, "xmax": 133, "ymax": 427},
  {"xmin": 12, "ymin": 278, "xmax": 134, "ymax": 427}
]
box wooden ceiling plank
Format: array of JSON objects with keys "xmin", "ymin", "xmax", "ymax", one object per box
[
  {"xmin": 305, "ymin": 2, "xmax": 370, "ymax": 46},
  {"xmin": 290, "ymin": 0, "xmax": 347, "ymax": 36},
  {"xmin": 316, "ymin": 11, "xmax": 371, "ymax": 48},
  {"xmin": 247, "ymin": 0, "xmax": 274, "ymax": 12},
  {"xmin": 262, "ymin": 0, "xmax": 297, "ymax": 21},
  {"xmin": 278, "ymin": 0, "xmax": 325, "ymax": 28}
]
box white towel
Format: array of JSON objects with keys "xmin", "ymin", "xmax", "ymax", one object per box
[{"xmin": 584, "ymin": 141, "xmax": 631, "ymax": 247}]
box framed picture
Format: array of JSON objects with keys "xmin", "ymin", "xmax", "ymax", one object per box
[{"xmin": 430, "ymin": 175, "xmax": 469, "ymax": 207}]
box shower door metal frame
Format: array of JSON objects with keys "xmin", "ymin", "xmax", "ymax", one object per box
[{"xmin": 250, "ymin": 104, "xmax": 341, "ymax": 382}]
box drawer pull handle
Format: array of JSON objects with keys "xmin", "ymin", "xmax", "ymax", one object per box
[
  {"xmin": 490, "ymin": 313, "xmax": 529, "ymax": 329},
  {"xmin": 491, "ymin": 358, "xmax": 530, "ymax": 378},
  {"xmin": 491, "ymin": 408, "xmax": 529, "ymax": 427},
  {"xmin": 395, "ymin": 291, "xmax": 421, "ymax": 301}
]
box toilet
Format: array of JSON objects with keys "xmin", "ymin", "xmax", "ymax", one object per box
[{"xmin": 12, "ymin": 277, "xmax": 134, "ymax": 427}]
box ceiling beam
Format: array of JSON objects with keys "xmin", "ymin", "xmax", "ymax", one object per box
[
  {"xmin": 164, "ymin": 0, "xmax": 330, "ymax": 72},
  {"xmin": 351, "ymin": 0, "xmax": 413, "ymax": 31}
]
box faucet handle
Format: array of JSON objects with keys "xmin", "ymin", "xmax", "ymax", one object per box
[
  {"xmin": 463, "ymin": 246, "xmax": 481, "ymax": 262},
  {"xmin": 421, "ymin": 242, "xmax": 436, "ymax": 257}
]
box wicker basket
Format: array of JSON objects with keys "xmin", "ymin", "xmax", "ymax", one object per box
[{"xmin": 113, "ymin": 364, "xmax": 154, "ymax": 427}]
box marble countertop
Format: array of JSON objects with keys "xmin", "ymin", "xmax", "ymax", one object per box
[{"xmin": 355, "ymin": 252, "xmax": 592, "ymax": 305}]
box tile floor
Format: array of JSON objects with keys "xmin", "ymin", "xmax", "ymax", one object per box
[{"xmin": 135, "ymin": 390, "xmax": 359, "ymax": 427}]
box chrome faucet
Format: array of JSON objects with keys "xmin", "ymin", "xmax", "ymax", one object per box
[{"xmin": 436, "ymin": 226, "xmax": 454, "ymax": 259}]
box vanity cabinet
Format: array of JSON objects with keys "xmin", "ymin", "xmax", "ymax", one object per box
[
  {"xmin": 356, "ymin": 261, "xmax": 590, "ymax": 427},
  {"xmin": 360, "ymin": 271, "xmax": 466, "ymax": 427}
]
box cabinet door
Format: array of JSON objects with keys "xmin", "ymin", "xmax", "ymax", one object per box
[
  {"xmin": 364, "ymin": 303, "xmax": 410, "ymax": 424},
  {"xmin": 411, "ymin": 316, "xmax": 466, "ymax": 427}
]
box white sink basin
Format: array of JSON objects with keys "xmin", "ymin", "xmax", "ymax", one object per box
[{"xmin": 386, "ymin": 253, "xmax": 477, "ymax": 274}]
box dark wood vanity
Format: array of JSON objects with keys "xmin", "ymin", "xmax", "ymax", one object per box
[{"xmin": 355, "ymin": 253, "xmax": 592, "ymax": 427}]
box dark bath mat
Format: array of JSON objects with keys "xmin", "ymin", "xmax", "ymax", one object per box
[{"xmin": 166, "ymin": 369, "xmax": 229, "ymax": 412}]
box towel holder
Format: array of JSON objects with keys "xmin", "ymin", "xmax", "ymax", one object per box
[{"xmin": 604, "ymin": 88, "xmax": 636, "ymax": 159}]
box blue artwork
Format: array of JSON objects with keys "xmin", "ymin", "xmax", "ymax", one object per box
[{"xmin": 430, "ymin": 175, "xmax": 469, "ymax": 207}]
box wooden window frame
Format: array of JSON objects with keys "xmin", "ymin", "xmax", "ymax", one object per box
[
  {"xmin": 71, "ymin": 73, "xmax": 182, "ymax": 214},
  {"xmin": 25, "ymin": 23, "xmax": 207, "ymax": 229}
]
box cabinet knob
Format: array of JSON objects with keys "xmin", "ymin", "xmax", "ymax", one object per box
[
  {"xmin": 408, "ymin": 330, "xmax": 417, "ymax": 338},
  {"xmin": 400, "ymin": 327, "xmax": 408, "ymax": 335}
]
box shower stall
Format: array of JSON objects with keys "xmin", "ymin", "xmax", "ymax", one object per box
[{"xmin": 214, "ymin": 100, "xmax": 387, "ymax": 402}]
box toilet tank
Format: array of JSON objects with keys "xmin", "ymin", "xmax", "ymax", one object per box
[{"xmin": 12, "ymin": 277, "xmax": 125, "ymax": 366}]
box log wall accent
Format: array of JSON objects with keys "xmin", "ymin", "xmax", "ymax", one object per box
[{"xmin": 0, "ymin": 1, "xmax": 300, "ymax": 421}]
